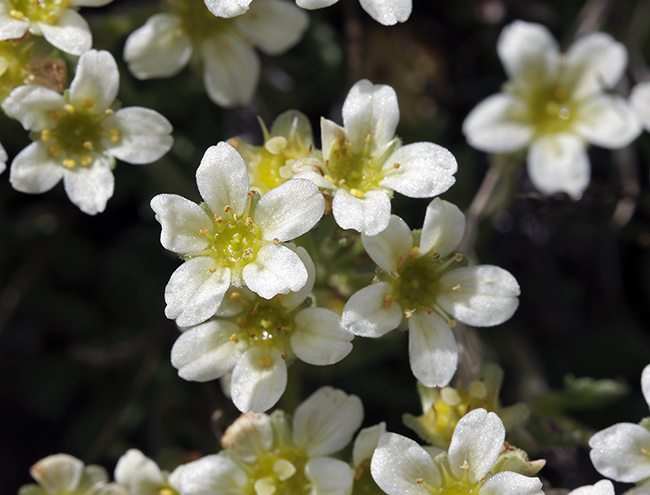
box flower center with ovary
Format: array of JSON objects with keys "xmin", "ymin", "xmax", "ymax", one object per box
[
  {"xmin": 168, "ymin": 0, "xmax": 233, "ymax": 45},
  {"xmin": 245, "ymin": 447, "xmax": 308, "ymax": 495},
  {"xmin": 390, "ymin": 248, "xmax": 466, "ymax": 324},
  {"xmin": 324, "ymin": 138, "xmax": 385, "ymax": 198},
  {"xmin": 42, "ymin": 102, "xmax": 118, "ymax": 169},
  {"xmin": 9, "ymin": 0, "xmax": 69, "ymax": 24}
]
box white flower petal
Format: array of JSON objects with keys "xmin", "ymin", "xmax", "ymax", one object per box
[
  {"xmin": 69, "ymin": 50, "xmax": 118, "ymax": 113},
  {"xmin": 243, "ymin": 243, "xmax": 308, "ymax": 298},
  {"xmin": 10, "ymin": 142, "xmax": 64, "ymax": 193},
  {"xmin": 332, "ymin": 188, "xmax": 391, "ymax": 236},
  {"xmin": 150, "ymin": 194, "xmax": 211, "ymax": 254},
  {"xmin": 448, "ymin": 409, "xmax": 504, "ymax": 481},
  {"xmin": 293, "ymin": 386, "xmax": 363, "ymax": 457},
  {"xmin": 231, "ymin": 346, "xmax": 287, "ymax": 412},
  {"xmin": 371, "ymin": 432, "xmax": 440, "ymax": 495},
  {"xmin": 479, "ymin": 472, "xmax": 544, "ymax": 495},
  {"xmin": 352, "ymin": 422, "xmax": 386, "ymax": 468},
  {"xmin": 408, "ymin": 310, "xmax": 457, "ymax": 388},
  {"xmin": 380, "ymin": 142, "xmax": 457, "ymax": 198},
  {"xmin": 342, "ymin": 282, "xmax": 402, "ymax": 338},
  {"xmin": 2, "ymin": 85, "xmax": 65, "ymax": 132},
  {"xmin": 342, "ymin": 79, "xmax": 399, "ymax": 155},
  {"xmin": 62, "ymin": 157, "xmax": 115, "ymax": 215},
  {"xmin": 497, "ymin": 21, "xmax": 559, "ymax": 83},
  {"xmin": 164, "ymin": 258, "xmax": 231, "ymax": 327},
  {"xmin": 0, "ymin": 6, "xmax": 28, "ymax": 40},
  {"xmin": 419, "ymin": 198, "xmax": 465, "ymax": 258},
  {"xmin": 256, "ymin": 178, "xmax": 323, "ymax": 241},
  {"xmin": 234, "ymin": 0, "xmax": 309, "ymax": 56},
  {"xmin": 358, "ymin": 0, "xmax": 411, "ymax": 25},
  {"xmin": 205, "ymin": 0, "xmax": 252, "ymax": 17},
  {"xmin": 38, "ymin": 9, "xmax": 91, "ymax": 55},
  {"xmin": 567, "ymin": 480, "xmax": 615, "ymax": 495},
  {"xmin": 196, "ymin": 142, "xmax": 249, "ymax": 216},
  {"xmin": 437, "ymin": 265, "xmax": 520, "ymax": 327},
  {"xmin": 305, "ymin": 457, "xmax": 354, "ymax": 495},
  {"xmin": 171, "ymin": 319, "xmax": 246, "ymax": 381},
  {"xmin": 179, "ymin": 455, "xmax": 248, "ymax": 495},
  {"xmin": 281, "ymin": 246, "xmax": 316, "ymax": 308},
  {"xmin": 462, "ymin": 93, "xmax": 533, "ymax": 153},
  {"xmin": 631, "ymin": 82, "xmax": 650, "ymax": 132},
  {"xmin": 589, "ymin": 423, "xmax": 650, "ymax": 482},
  {"xmin": 124, "ymin": 13, "xmax": 192, "ymax": 79},
  {"xmin": 291, "ymin": 308, "xmax": 353, "ymax": 365},
  {"xmin": 0, "ymin": 143, "xmax": 6, "ymax": 175},
  {"xmin": 642, "ymin": 364, "xmax": 650, "ymax": 409},
  {"xmin": 565, "ymin": 32, "xmax": 627, "ymax": 100},
  {"xmin": 361, "ymin": 214, "xmax": 412, "ymax": 273},
  {"xmin": 202, "ymin": 34, "xmax": 260, "ymax": 107},
  {"xmin": 527, "ymin": 133, "xmax": 590, "ymax": 199},
  {"xmin": 295, "ymin": 0, "xmax": 339, "ymax": 9},
  {"xmin": 574, "ymin": 95, "xmax": 641, "ymax": 148},
  {"xmin": 30, "ymin": 454, "xmax": 84, "ymax": 495},
  {"xmin": 114, "ymin": 450, "xmax": 165, "ymax": 494},
  {"xmin": 221, "ymin": 412, "xmax": 274, "ymax": 463},
  {"xmin": 102, "ymin": 107, "xmax": 174, "ymax": 164},
  {"xmin": 320, "ymin": 117, "xmax": 347, "ymax": 167}
]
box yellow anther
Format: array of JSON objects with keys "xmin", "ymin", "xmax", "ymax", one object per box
[
  {"xmin": 41, "ymin": 129, "xmax": 52, "ymax": 142},
  {"xmin": 63, "ymin": 104, "xmax": 75, "ymax": 114},
  {"xmin": 83, "ymin": 141, "xmax": 93, "ymax": 150},
  {"xmin": 62, "ymin": 158, "xmax": 75, "ymax": 169},
  {"xmin": 245, "ymin": 217, "xmax": 253, "ymax": 226},
  {"xmin": 425, "ymin": 307, "xmax": 433, "ymax": 314},
  {"xmin": 273, "ymin": 238, "xmax": 279, "ymax": 245},
  {"xmin": 199, "ymin": 229, "xmax": 208, "ymax": 236},
  {"xmin": 383, "ymin": 294, "xmax": 393, "ymax": 307},
  {"xmin": 324, "ymin": 174, "xmax": 336, "ymax": 185},
  {"xmin": 642, "ymin": 448, "xmax": 649, "ymax": 455},
  {"xmin": 49, "ymin": 144, "xmax": 61, "ymax": 157},
  {"xmin": 404, "ymin": 308, "xmax": 415, "ymax": 318},
  {"xmin": 229, "ymin": 291, "xmax": 242, "ymax": 301},
  {"xmin": 350, "ymin": 188, "xmax": 364, "ymax": 198},
  {"xmin": 397, "ymin": 255, "xmax": 406, "ymax": 267},
  {"xmin": 408, "ymin": 247, "xmax": 419, "ymax": 257},
  {"xmin": 448, "ymin": 319, "xmax": 457, "ymax": 328},
  {"xmin": 109, "ymin": 128, "xmax": 120, "ymax": 143},
  {"xmin": 243, "ymin": 248, "xmax": 254, "ymax": 258},
  {"xmin": 214, "ymin": 216, "xmax": 222, "ymax": 224},
  {"xmin": 365, "ymin": 133, "xmax": 371, "ymax": 142},
  {"xmin": 81, "ymin": 98, "xmax": 94, "ymax": 109},
  {"xmin": 281, "ymin": 353, "xmax": 288, "ymax": 359},
  {"xmin": 462, "ymin": 460, "xmax": 470, "ymax": 471},
  {"xmin": 258, "ymin": 355, "xmax": 273, "ymax": 367},
  {"xmin": 416, "ymin": 479, "xmax": 424, "ymax": 484},
  {"xmin": 452, "ymin": 284, "xmax": 461, "ymax": 291},
  {"xmin": 9, "ymin": 9, "xmax": 24, "ymax": 20},
  {"xmin": 80, "ymin": 155, "xmax": 93, "ymax": 167},
  {"xmin": 209, "ymin": 267, "xmax": 217, "ymax": 273},
  {"xmin": 247, "ymin": 191, "xmax": 254, "ymax": 198},
  {"xmin": 454, "ymin": 253, "xmax": 463, "ymax": 262},
  {"xmin": 230, "ymin": 334, "xmax": 239, "ymax": 343},
  {"xmin": 432, "ymin": 252, "xmax": 441, "ymax": 259},
  {"xmin": 49, "ymin": 111, "xmax": 62, "ymax": 120},
  {"xmin": 394, "ymin": 162, "xmax": 401, "ymax": 168},
  {"xmin": 45, "ymin": 13, "xmax": 59, "ymax": 25},
  {"xmin": 224, "ymin": 205, "xmax": 232, "ymax": 212},
  {"xmin": 105, "ymin": 108, "xmax": 114, "ymax": 115},
  {"xmin": 231, "ymin": 138, "xmax": 239, "ymax": 148}
]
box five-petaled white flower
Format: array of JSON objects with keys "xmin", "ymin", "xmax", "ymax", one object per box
[
  {"xmin": 114, "ymin": 449, "xmax": 183, "ymax": 495},
  {"xmin": 151, "ymin": 141, "xmax": 324, "ymax": 328},
  {"xmin": 463, "ymin": 20, "xmax": 641, "ymax": 199},
  {"xmin": 19, "ymin": 453, "xmax": 127, "ymax": 495},
  {"xmin": 371, "ymin": 409, "xmax": 544, "ymax": 495},
  {"xmin": 295, "ymin": 79, "xmax": 457, "ymax": 236},
  {"xmin": 171, "ymin": 244, "xmax": 353, "ymax": 413},
  {"xmin": 589, "ymin": 364, "xmax": 650, "ymax": 493},
  {"xmin": 342, "ymin": 198, "xmax": 520, "ymax": 387},
  {"xmin": 0, "ymin": 0, "xmax": 113, "ymax": 55},
  {"xmin": 2, "ymin": 49, "xmax": 173, "ymax": 215},
  {"xmin": 206, "ymin": 0, "xmax": 411, "ymax": 26},
  {"xmin": 123, "ymin": 0, "xmax": 308, "ymax": 107},
  {"xmin": 179, "ymin": 387, "xmax": 362, "ymax": 495}
]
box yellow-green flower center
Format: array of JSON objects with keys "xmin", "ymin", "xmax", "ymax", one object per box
[
  {"xmin": 324, "ymin": 138, "xmax": 387, "ymax": 198},
  {"xmin": 0, "ymin": 39, "xmax": 32, "ymax": 101},
  {"xmin": 167, "ymin": 0, "xmax": 233, "ymax": 46},
  {"xmin": 241, "ymin": 446, "xmax": 308, "ymax": 495},
  {"xmin": 8, "ymin": 0, "xmax": 70, "ymax": 24}
]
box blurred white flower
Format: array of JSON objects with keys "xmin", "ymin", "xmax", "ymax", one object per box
[
  {"xmin": 123, "ymin": 0, "xmax": 308, "ymax": 107},
  {"xmin": 342, "ymin": 199, "xmax": 520, "ymax": 387},
  {"xmin": 0, "ymin": 142, "xmax": 6, "ymax": 174},
  {"xmin": 2, "ymin": 49, "xmax": 173, "ymax": 215},
  {"xmin": 296, "ymin": 79, "xmax": 457, "ymax": 236},
  {"xmin": 589, "ymin": 364, "xmax": 650, "ymax": 492},
  {"xmin": 18, "ymin": 453, "xmax": 127, "ymax": 495},
  {"xmin": 371, "ymin": 409, "xmax": 544, "ymax": 495},
  {"xmin": 566, "ymin": 480, "xmax": 615, "ymax": 495},
  {"xmin": 631, "ymin": 82, "xmax": 650, "ymax": 132},
  {"xmin": 179, "ymin": 387, "xmax": 362, "ymax": 495},
  {"xmin": 463, "ymin": 20, "xmax": 641, "ymax": 199},
  {"xmin": 151, "ymin": 142, "xmax": 324, "ymax": 328},
  {"xmin": 114, "ymin": 449, "xmax": 183, "ymax": 495},
  {"xmin": 0, "ymin": 0, "xmax": 113, "ymax": 55},
  {"xmin": 171, "ymin": 245, "xmax": 353, "ymax": 413}
]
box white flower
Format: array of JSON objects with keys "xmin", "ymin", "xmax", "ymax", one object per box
[
  {"xmin": 631, "ymin": 82, "xmax": 650, "ymax": 132},
  {"xmin": 114, "ymin": 449, "xmax": 183, "ymax": 495},
  {"xmin": 18, "ymin": 453, "xmax": 127, "ymax": 495},
  {"xmin": 371, "ymin": 409, "xmax": 544, "ymax": 495},
  {"xmin": 342, "ymin": 198, "xmax": 520, "ymax": 387},
  {"xmin": 179, "ymin": 387, "xmax": 362, "ymax": 495},
  {"xmin": 151, "ymin": 141, "xmax": 324, "ymax": 328},
  {"xmin": 296, "ymin": 79, "xmax": 457, "ymax": 236},
  {"xmin": 0, "ymin": 142, "xmax": 6, "ymax": 174},
  {"xmin": 463, "ymin": 20, "xmax": 641, "ymax": 199},
  {"xmin": 123, "ymin": 0, "xmax": 308, "ymax": 107},
  {"xmin": 171, "ymin": 245, "xmax": 353, "ymax": 413},
  {"xmin": 589, "ymin": 364, "xmax": 650, "ymax": 492},
  {"xmin": 2, "ymin": 49, "xmax": 173, "ymax": 215},
  {"xmin": 0, "ymin": 0, "xmax": 113, "ymax": 55},
  {"xmin": 567, "ymin": 481, "xmax": 615, "ymax": 495}
]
